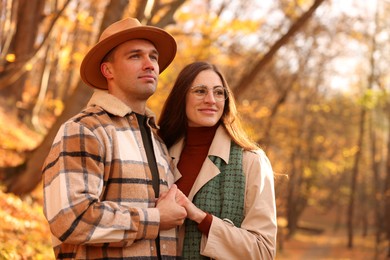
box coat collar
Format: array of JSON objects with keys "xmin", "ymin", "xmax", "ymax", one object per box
[
  {"xmin": 169, "ymin": 125, "xmax": 232, "ymax": 200},
  {"xmin": 87, "ymin": 90, "xmax": 159, "ymax": 128}
]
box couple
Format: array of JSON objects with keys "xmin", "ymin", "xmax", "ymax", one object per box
[{"xmin": 42, "ymin": 18, "xmax": 277, "ymax": 259}]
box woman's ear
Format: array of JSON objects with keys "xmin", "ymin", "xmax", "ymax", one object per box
[{"xmin": 101, "ymin": 62, "xmax": 113, "ymax": 79}]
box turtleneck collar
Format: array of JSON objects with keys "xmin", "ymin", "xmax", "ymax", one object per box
[{"xmin": 185, "ymin": 124, "xmax": 219, "ymax": 146}]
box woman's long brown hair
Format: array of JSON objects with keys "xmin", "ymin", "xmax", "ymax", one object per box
[{"xmin": 158, "ymin": 61, "xmax": 259, "ymax": 151}]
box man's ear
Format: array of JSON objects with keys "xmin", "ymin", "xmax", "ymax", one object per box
[{"xmin": 101, "ymin": 63, "xmax": 113, "ymax": 79}]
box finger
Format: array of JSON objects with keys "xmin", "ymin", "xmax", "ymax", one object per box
[
  {"xmin": 175, "ymin": 189, "xmax": 186, "ymax": 201},
  {"xmin": 159, "ymin": 191, "xmax": 168, "ymax": 200},
  {"xmin": 176, "ymin": 188, "xmax": 184, "ymax": 196},
  {"xmin": 165, "ymin": 184, "xmax": 178, "ymax": 199}
]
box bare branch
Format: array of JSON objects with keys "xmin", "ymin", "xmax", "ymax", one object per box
[{"xmin": 232, "ymin": 0, "xmax": 326, "ymax": 99}]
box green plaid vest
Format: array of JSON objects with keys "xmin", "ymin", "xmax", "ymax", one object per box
[{"xmin": 182, "ymin": 142, "xmax": 245, "ymax": 259}]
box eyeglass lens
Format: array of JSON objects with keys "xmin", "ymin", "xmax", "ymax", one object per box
[{"xmin": 191, "ymin": 85, "xmax": 227, "ymax": 101}]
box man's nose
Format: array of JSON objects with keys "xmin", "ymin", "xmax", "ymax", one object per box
[{"xmin": 143, "ymin": 57, "xmax": 155, "ymax": 71}]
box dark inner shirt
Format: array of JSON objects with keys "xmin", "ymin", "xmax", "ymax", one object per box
[
  {"xmin": 135, "ymin": 113, "xmax": 161, "ymax": 259},
  {"xmin": 135, "ymin": 113, "xmax": 160, "ymax": 197}
]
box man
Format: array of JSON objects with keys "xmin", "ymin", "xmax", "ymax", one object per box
[{"xmin": 42, "ymin": 18, "xmax": 186, "ymax": 259}]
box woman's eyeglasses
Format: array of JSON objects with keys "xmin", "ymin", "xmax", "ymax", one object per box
[{"xmin": 190, "ymin": 85, "xmax": 228, "ymax": 102}]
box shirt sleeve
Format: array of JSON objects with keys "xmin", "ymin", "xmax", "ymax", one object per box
[
  {"xmin": 200, "ymin": 150, "xmax": 277, "ymax": 259},
  {"xmin": 197, "ymin": 212, "xmax": 213, "ymax": 235},
  {"xmin": 42, "ymin": 120, "xmax": 160, "ymax": 247}
]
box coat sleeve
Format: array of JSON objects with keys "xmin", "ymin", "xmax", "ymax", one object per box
[
  {"xmin": 200, "ymin": 149, "xmax": 277, "ymax": 259},
  {"xmin": 42, "ymin": 121, "xmax": 160, "ymax": 247}
]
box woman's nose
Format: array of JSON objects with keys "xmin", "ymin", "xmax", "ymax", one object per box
[{"xmin": 203, "ymin": 90, "xmax": 216, "ymax": 103}]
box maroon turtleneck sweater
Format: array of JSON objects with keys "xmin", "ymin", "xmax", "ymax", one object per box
[{"xmin": 176, "ymin": 124, "xmax": 219, "ymax": 235}]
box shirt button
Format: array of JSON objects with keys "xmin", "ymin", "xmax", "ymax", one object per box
[
  {"xmin": 162, "ymin": 244, "xmax": 166, "ymax": 249},
  {"xmin": 151, "ymin": 246, "xmax": 154, "ymax": 251}
]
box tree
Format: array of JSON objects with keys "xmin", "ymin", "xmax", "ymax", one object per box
[
  {"xmin": 3, "ymin": 0, "xmax": 186, "ymax": 195},
  {"xmin": 0, "ymin": 0, "xmax": 72, "ymax": 114},
  {"xmin": 0, "ymin": 0, "xmax": 45, "ymax": 102},
  {"xmin": 232, "ymin": 0, "xmax": 326, "ymax": 99}
]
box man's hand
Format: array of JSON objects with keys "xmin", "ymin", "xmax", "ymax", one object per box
[{"xmin": 156, "ymin": 184, "xmax": 187, "ymax": 230}]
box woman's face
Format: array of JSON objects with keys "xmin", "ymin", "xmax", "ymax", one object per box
[{"xmin": 185, "ymin": 70, "xmax": 226, "ymax": 127}]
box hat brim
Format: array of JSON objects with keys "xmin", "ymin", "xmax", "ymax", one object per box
[{"xmin": 80, "ymin": 26, "xmax": 176, "ymax": 89}]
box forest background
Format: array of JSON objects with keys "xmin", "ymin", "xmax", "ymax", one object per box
[{"xmin": 0, "ymin": 0, "xmax": 389, "ymax": 259}]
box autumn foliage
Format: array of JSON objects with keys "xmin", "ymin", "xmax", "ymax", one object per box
[
  {"xmin": 0, "ymin": 186, "xmax": 53, "ymax": 259},
  {"xmin": 1, "ymin": 0, "xmax": 390, "ymax": 259}
]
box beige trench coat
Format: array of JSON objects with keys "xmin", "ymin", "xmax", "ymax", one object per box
[{"xmin": 169, "ymin": 126, "xmax": 277, "ymax": 259}]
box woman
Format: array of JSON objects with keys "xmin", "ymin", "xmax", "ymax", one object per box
[{"xmin": 158, "ymin": 61, "xmax": 277, "ymax": 259}]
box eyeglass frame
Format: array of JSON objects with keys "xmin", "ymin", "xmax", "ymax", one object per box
[{"xmin": 189, "ymin": 84, "xmax": 229, "ymax": 102}]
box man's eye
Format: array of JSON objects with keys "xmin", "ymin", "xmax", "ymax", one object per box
[{"xmin": 150, "ymin": 55, "xmax": 158, "ymax": 61}]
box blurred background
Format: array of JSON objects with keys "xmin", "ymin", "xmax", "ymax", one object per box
[{"xmin": 0, "ymin": 0, "xmax": 389, "ymax": 259}]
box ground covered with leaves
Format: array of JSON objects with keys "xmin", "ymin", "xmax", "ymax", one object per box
[
  {"xmin": 0, "ymin": 105, "xmax": 54, "ymax": 259},
  {"xmin": 277, "ymin": 208, "xmax": 388, "ymax": 260},
  {"xmin": 0, "ymin": 186, "xmax": 54, "ymax": 259}
]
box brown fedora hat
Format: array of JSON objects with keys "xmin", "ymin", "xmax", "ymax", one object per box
[{"xmin": 80, "ymin": 17, "xmax": 177, "ymax": 89}]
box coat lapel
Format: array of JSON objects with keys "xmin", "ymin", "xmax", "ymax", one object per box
[{"xmin": 169, "ymin": 126, "xmax": 232, "ymax": 201}]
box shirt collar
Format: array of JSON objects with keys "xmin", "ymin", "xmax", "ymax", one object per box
[{"xmin": 87, "ymin": 90, "xmax": 159, "ymax": 128}]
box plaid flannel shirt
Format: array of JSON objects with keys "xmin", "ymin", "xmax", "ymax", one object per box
[{"xmin": 42, "ymin": 91, "xmax": 179, "ymax": 259}]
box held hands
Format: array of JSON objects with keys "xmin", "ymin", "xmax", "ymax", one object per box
[
  {"xmin": 156, "ymin": 184, "xmax": 187, "ymax": 230},
  {"xmin": 175, "ymin": 188, "xmax": 207, "ymax": 224}
]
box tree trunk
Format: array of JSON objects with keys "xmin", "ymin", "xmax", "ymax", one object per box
[
  {"xmin": 286, "ymin": 151, "xmax": 298, "ymax": 237},
  {"xmin": 347, "ymin": 103, "xmax": 366, "ymax": 248},
  {"xmin": 370, "ymin": 114, "xmax": 384, "ymax": 252},
  {"xmin": 385, "ymin": 109, "xmax": 390, "ymax": 258},
  {"xmin": 347, "ymin": 8, "xmax": 378, "ymax": 246},
  {"xmin": 0, "ymin": 0, "xmax": 45, "ymax": 103},
  {"xmin": 4, "ymin": 0, "xmax": 131, "ymax": 195}
]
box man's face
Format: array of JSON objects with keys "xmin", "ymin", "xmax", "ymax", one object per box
[{"xmin": 102, "ymin": 39, "xmax": 160, "ymax": 104}]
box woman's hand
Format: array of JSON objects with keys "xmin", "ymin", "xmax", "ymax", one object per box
[{"xmin": 175, "ymin": 189, "xmax": 207, "ymax": 224}]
